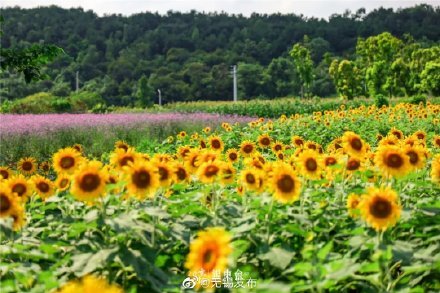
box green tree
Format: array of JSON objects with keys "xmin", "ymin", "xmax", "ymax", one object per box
[
  {"xmin": 289, "ymin": 43, "xmax": 314, "ymax": 98},
  {"xmin": 136, "ymin": 75, "xmax": 155, "ymax": 107},
  {"xmin": 329, "ymin": 59, "xmax": 363, "ymax": 99},
  {"xmin": 420, "ymin": 61, "xmax": 440, "ymax": 96}
]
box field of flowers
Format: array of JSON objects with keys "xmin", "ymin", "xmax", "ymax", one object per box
[{"xmin": 1, "ymin": 102, "xmax": 440, "ymax": 292}]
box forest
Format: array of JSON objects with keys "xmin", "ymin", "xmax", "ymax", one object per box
[{"xmin": 0, "ymin": 4, "xmax": 439, "ymax": 107}]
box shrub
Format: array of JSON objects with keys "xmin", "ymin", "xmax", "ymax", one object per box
[
  {"xmin": 409, "ymin": 94, "xmax": 427, "ymax": 105},
  {"xmin": 374, "ymin": 94, "xmax": 389, "ymax": 108},
  {"xmin": 70, "ymin": 91, "xmax": 105, "ymax": 112}
]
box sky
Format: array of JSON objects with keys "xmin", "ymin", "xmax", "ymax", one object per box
[{"xmin": 1, "ymin": 0, "xmax": 438, "ymax": 19}]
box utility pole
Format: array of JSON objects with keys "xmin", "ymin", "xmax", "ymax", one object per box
[
  {"xmin": 75, "ymin": 71, "xmax": 79, "ymax": 93},
  {"xmin": 232, "ymin": 65, "xmax": 237, "ymax": 102},
  {"xmin": 157, "ymin": 89, "xmax": 162, "ymax": 106}
]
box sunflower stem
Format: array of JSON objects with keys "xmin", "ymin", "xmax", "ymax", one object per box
[{"xmin": 265, "ymin": 196, "xmax": 274, "ymax": 247}]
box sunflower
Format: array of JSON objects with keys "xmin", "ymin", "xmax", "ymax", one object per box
[
  {"xmin": 114, "ymin": 140, "xmax": 130, "ymax": 152},
  {"xmin": 404, "ymin": 145, "xmax": 427, "ymax": 171},
  {"xmin": 31, "ymin": 175, "xmax": 56, "ymax": 201},
  {"xmin": 178, "ymin": 131, "xmax": 187, "ymax": 139},
  {"xmin": 226, "ymin": 149, "xmax": 239, "ymax": 163},
  {"xmin": 378, "ymin": 135, "xmax": 399, "ymax": 147},
  {"xmin": 240, "ymin": 141, "xmax": 256, "ymax": 157},
  {"xmin": 258, "ymin": 134, "xmax": 272, "ymax": 148},
  {"xmin": 72, "ymin": 143, "xmax": 84, "ymax": 153},
  {"xmin": 432, "ymin": 135, "xmax": 440, "ymax": 148},
  {"xmin": 184, "ymin": 150, "xmax": 201, "ymax": 173},
  {"xmin": 71, "ymin": 161, "xmax": 107, "ymax": 202},
  {"xmin": 57, "ymin": 275, "xmax": 123, "ymax": 293},
  {"xmin": 154, "ymin": 161, "xmax": 173, "ymax": 187},
  {"xmin": 0, "ymin": 166, "xmax": 13, "ymax": 181},
  {"xmin": 270, "ymin": 163, "xmax": 301, "ymax": 203},
  {"xmin": 177, "ymin": 146, "xmax": 191, "ymax": 159},
  {"xmin": 431, "ymin": 155, "xmax": 440, "ymax": 184},
  {"xmin": 347, "ymin": 193, "xmax": 361, "ymax": 218},
  {"xmin": 220, "ymin": 163, "xmax": 236, "ymax": 185},
  {"xmin": 39, "ymin": 161, "xmax": 51, "ymax": 174},
  {"xmin": 199, "ymin": 150, "xmax": 219, "ymax": 163},
  {"xmin": 244, "ymin": 157, "xmax": 265, "ymax": 170},
  {"xmin": 209, "ymin": 136, "xmax": 224, "ymax": 152},
  {"xmin": 272, "ymin": 141, "xmax": 284, "ymax": 153},
  {"xmin": 185, "ymin": 227, "xmax": 232, "ymax": 288},
  {"xmin": 173, "ymin": 163, "xmax": 190, "ymax": 183},
  {"xmin": 291, "ymin": 136, "xmax": 305, "ymax": 147},
  {"xmin": 358, "ymin": 187, "xmax": 401, "ymax": 231},
  {"xmin": 296, "ymin": 150, "xmax": 323, "ymax": 180},
  {"xmin": 10, "ymin": 203, "xmax": 26, "ymax": 231},
  {"xmin": 345, "ymin": 156, "xmax": 363, "ymax": 173},
  {"xmin": 324, "ymin": 154, "xmax": 339, "ymax": 168},
  {"xmin": 389, "ymin": 127, "xmax": 404, "ymax": 140},
  {"xmin": 53, "ymin": 147, "xmax": 84, "ymax": 174},
  {"xmin": 197, "ymin": 160, "xmax": 222, "ymax": 184},
  {"xmin": 5, "ymin": 175, "xmax": 32, "ymax": 202},
  {"xmin": 125, "ymin": 161, "xmax": 160, "ymax": 199},
  {"xmin": 240, "ymin": 168, "xmax": 264, "ymax": 193},
  {"xmin": 17, "ymin": 157, "xmax": 37, "ymax": 175},
  {"xmin": 55, "ymin": 175, "xmax": 71, "ymax": 192},
  {"xmin": 374, "ymin": 146, "xmax": 411, "ymax": 178},
  {"xmin": 203, "ymin": 127, "xmax": 211, "ymax": 134},
  {"xmin": 341, "ymin": 132, "xmax": 367, "ymax": 159},
  {"xmin": 110, "ymin": 148, "xmax": 138, "ymax": 170},
  {"xmin": 0, "ymin": 187, "xmax": 19, "ymax": 218},
  {"xmin": 412, "ymin": 130, "xmax": 427, "ymax": 142},
  {"xmin": 200, "ymin": 139, "xmax": 207, "ymax": 149}
]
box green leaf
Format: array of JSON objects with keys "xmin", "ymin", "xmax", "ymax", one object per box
[{"xmin": 258, "ymin": 247, "xmax": 294, "ymax": 270}]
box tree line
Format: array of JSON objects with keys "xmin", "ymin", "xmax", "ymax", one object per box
[{"xmin": 0, "ymin": 4, "xmax": 439, "ymax": 106}]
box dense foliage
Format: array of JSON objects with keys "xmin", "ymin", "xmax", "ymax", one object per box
[
  {"xmin": 1, "ymin": 4, "xmax": 439, "ymax": 105},
  {"xmin": 1, "ymin": 103, "xmax": 439, "ymax": 292}
]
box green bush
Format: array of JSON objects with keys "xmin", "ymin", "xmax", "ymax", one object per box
[
  {"xmin": 7, "ymin": 92, "xmax": 60, "ymax": 113},
  {"xmin": 374, "ymin": 94, "xmax": 389, "ymax": 108},
  {"xmin": 409, "ymin": 94, "xmax": 427, "ymax": 105},
  {"xmin": 70, "ymin": 91, "xmax": 105, "ymax": 112}
]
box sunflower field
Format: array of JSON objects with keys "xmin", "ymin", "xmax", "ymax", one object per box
[{"xmin": 1, "ymin": 102, "xmax": 440, "ymax": 292}]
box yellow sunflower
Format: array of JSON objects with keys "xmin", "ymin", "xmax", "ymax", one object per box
[
  {"xmin": 185, "ymin": 227, "xmax": 232, "ymax": 288},
  {"xmin": 71, "ymin": 161, "xmax": 107, "ymax": 202},
  {"xmin": 184, "ymin": 150, "xmax": 201, "ymax": 173},
  {"xmin": 432, "ymin": 135, "xmax": 440, "ymax": 148},
  {"xmin": 258, "ymin": 134, "xmax": 272, "ymax": 148},
  {"xmin": 358, "ymin": 187, "xmax": 401, "ymax": 231},
  {"xmin": 0, "ymin": 166, "xmax": 13, "ymax": 181},
  {"xmin": 404, "ymin": 145, "xmax": 427, "ymax": 171},
  {"xmin": 110, "ymin": 148, "xmax": 139, "ymax": 170},
  {"xmin": 240, "ymin": 168, "xmax": 264, "ymax": 193},
  {"xmin": 57, "ymin": 275, "xmax": 123, "ymax": 293},
  {"xmin": 388, "ymin": 127, "xmax": 404, "ymax": 140},
  {"xmin": 114, "ymin": 140, "xmax": 130, "ymax": 152},
  {"xmin": 345, "ymin": 156, "xmax": 363, "ymax": 173},
  {"xmin": 226, "ymin": 149, "xmax": 239, "ymax": 163},
  {"xmin": 154, "ymin": 161, "xmax": 173, "ymax": 187},
  {"xmin": 220, "ymin": 163, "xmax": 236, "ymax": 185},
  {"xmin": 17, "ymin": 157, "xmax": 37, "ymax": 175},
  {"xmin": 197, "ymin": 160, "xmax": 222, "ymax": 184},
  {"xmin": 240, "ymin": 140, "xmax": 256, "ymax": 157},
  {"xmin": 53, "ymin": 147, "xmax": 84, "ymax": 174},
  {"xmin": 11, "ymin": 203, "xmax": 26, "ymax": 231},
  {"xmin": 291, "ymin": 136, "xmax": 305, "ymax": 147},
  {"xmin": 412, "ymin": 130, "xmax": 427, "ymax": 142},
  {"xmin": 0, "ymin": 187, "xmax": 19, "ymax": 218},
  {"xmin": 55, "ymin": 174, "xmax": 71, "ymax": 192},
  {"xmin": 177, "ymin": 146, "xmax": 192, "ymax": 159},
  {"xmin": 5, "ymin": 175, "xmax": 33, "ymax": 202},
  {"xmin": 31, "ymin": 175, "xmax": 56, "ymax": 201},
  {"xmin": 72, "ymin": 143, "xmax": 84, "ymax": 153},
  {"xmin": 39, "ymin": 161, "xmax": 51, "ymax": 174},
  {"xmin": 374, "ymin": 146, "xmax": 411, "ymax": 178},
  {"xmin": 125, "ymin": 161, "xmax": 160, "ymax": 199},
  {"xmin": 431, "ymin": 155, "xmax": 440, "ymax": 184},
  {"xmin": 173, "ymin": 163, "xmax": 190, "ymax": 183},
  {"xmin": 270, "ymin": 163, "xmax": 301, "ymax": 203},
  {"xmin": 209, "ymin": 136, "xmax": 224, "ymax": 152},
  {"xmin": 272, "ymin": 141, "xmax": 285, "ymax": 153},
  {"xmin": 296, "ymin": 150, "xmax": 323, "ymax": 180},
  {"xmin": 341, "ymin": 131, "xmax": 367, "ymax": 159}
]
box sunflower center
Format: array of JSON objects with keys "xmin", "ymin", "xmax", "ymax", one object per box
[
  {"xmin": 205, "ymin": 165, "xmax": 219, "ymax": 178},
  {"xmin": 407, "ymin": 151, "xmax": 419, "ymax": 165},
  {"xmin": 274, "ymin": 144, "xmax": 282, "ymax": 151},
  {"xmin": 181, "ymin": 149, "xmax": 190, "ymax": 158},
  {"xmin": 243, "ymin": 144, "xmax": 254, "ymax": 154},
  {"xmin": 305, "ymin": 158, "xmax": 317, "ymax": 171},
  {"xmin": 132, "ymin": 170, "xmax": 150, "ymax": 188},
  {"xmin": 386, "ymin": 153, "xmax": 403, "ymax": 168},
  {"xmin": 120, "ymin": 156, "xmax": 134, "ymax": 167},
  {"xmin": 229, "ymin": 152, "xmax": 237, "ymax": 161},
  {"xmin": 59, "ymin": 178, "xmax": 69, "ymax": 188},
  {"xmin": 370, "ymin": 198, "xmax": 392, "ymax": 219},
  {"xmin": 350, "ymin": 138, "xmax": 363, "ymax": 151},
  {"xmin": 261, "ymin": 137, "xmax": 270, "ymax": 146},
  {"xmin": 12, "ymin": 184, "xmax": 26, "ymax": 197},
  {"xmin": 79, "ymin": 173, "xmax": 101, "ymax": 192},
  {"xmin": 37, "ymin": 182, "xmax": 50, "ymax": 193},
  {"xmin": 223, "ymin": 169, "xmax": 233, "ymax": 179},
  {"xmin": 0, "ymin": 194, "xmax": 11, "ymax": 212},
  {"xmin": 108, "ymin": 176, "xmax": 117, "ymax": 184},
  {"xmin": 325, "ymin": 157, "xmax": 337, "ymax": 166},
  {"xmin": 416, "ymin": 133, "xmax": 424, "ymax": 140},
  {"xmin": 21, "ymin": 161, "xmax": 33, "ymax": 171},
  {"xmin": 295, "ymin": 139, "xmax": 304, "ymax": 146},
  {"xmin": 211, "ymin": 140, "xmax": 221, "ymax": 149},
  {"xmin": 350, "ymin": 199, "xmax": 359, "ymax": 209},
  {"xmin": 245, "ymin": 173, "xmax": 256, "ymax": 184},
  {"xmin": 392, "ymin": 131, "xmax": 402, "ymax": 139},
  {"xmin": 347, "ymin": 159, "xmax": 360, "ymax": 170},
  {"xmin": 201, "ymin": 247, "xmax": 218, "ymax": 272},
  {"xmin": 0, "ymin": 170, "xmax": 9, "ymax": 179},
  {"xmin": 158, "ymin": 167, "xmax": 169, "ymax": 181},
  {"xmin": 277, "ymin": 175, "xmax": 295, "ymax": 193},
  {"xmin": 60, "ymin": 156, "xmax": 75, "ymax": 169}
]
